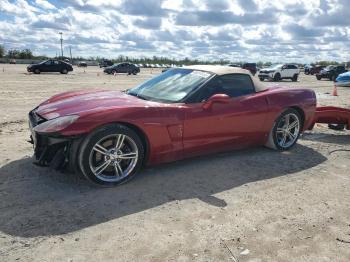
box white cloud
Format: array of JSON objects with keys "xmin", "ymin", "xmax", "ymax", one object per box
[
  {"xmin": 0, "ymin": 0, "xmax": 349, "ymax": 62},
  {"xmin": 35, "ymin": 0, "xmax": 56, "ymax": 10}
]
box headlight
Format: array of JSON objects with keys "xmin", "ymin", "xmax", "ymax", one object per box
[{"xmin": 33, "ymin": 115, "xmax": 79, "ymax": 133}]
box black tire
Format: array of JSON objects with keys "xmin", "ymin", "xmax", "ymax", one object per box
[
  {"xmin": 78, "ymin": 124, "xmax": 145, "ymax": 186},
  {"xmin": 273, "ymin": 73, "xmax": 281, "ymax": 82},
  {"xmin": 265, "ymin": 108, "xmax": 302, "ymax": 151},
  {"xmin": 259, "ymin": 77, "xmax": 264, "ymax": 81},
  {"xmin": 316, "ymin": 75, "xmax": 322, "ymax": 80},
  {"xmin": 328, "ymin": 124, "xmax": 345, "ymax": 131},
  {"xmin": 292, "ymin": 74, "xmax": 298, "ymax": 82},
  {"xmin": 61, "ymin": 68, "xmax": 68, "ymax": 74},
  {"xmin": 34, "ymin": 68, "xmax": 40, "ymax": 74},
  {"xmin": 331, "ymin": 75, "xmax": 336, "ymax": 81},
  {"xmin": 132, "ymin": 70, "xmax": 138, "ymax": 75}
]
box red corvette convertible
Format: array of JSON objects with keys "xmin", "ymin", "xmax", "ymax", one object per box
[{"xmin": 28, "ymin": 65, "xmax": 349, "ymax": 186}]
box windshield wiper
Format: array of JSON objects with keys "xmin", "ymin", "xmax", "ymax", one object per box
[{"xmin": 127, "ymin": 92, "xmax": 149, "ymax": 101}]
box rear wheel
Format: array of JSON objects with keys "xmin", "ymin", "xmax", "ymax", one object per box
[
  {"xmin": 78, "ymin": 124, "xmax": 144, "ymax": 186},
  {"xmin": 259, "ymin": 77, "xmax": 264, "ymax": 81},
  {"xmin": 266, "ymin": 109, "xmax": 302, "ymax": 150},
  {"xmin": 132, "ymin": 70, "xmax": 138, "ymax": 75},
  {"xmin": 316, "ymin": 75, "xmax": 322, "ymax": 80},
  {"xmin": 111, "ymin": 70, "xmax": 116, "ymax": 75}
]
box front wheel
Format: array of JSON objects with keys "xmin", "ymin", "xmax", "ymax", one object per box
[
  {"xmin": 316, "ymin": 75, "xmax": 322, "ymax": 80},
  {"xmin": 265, "ymin": 109, "xmax": 302, "ymax": 150},
  {"xmin": 34, "ymin": 68, "xmax": 40, "ymax": 74},
  {"xmin": 61, "ymin": 68, "xmax": 68, "ymax": 74},
  {"xmin": 259, "ymin": 77, "xmax": 264, "ymax": 81},
  {"xmin": 78, "ymin": 124, "xmax": 145, "ymax": 186},
  {"xmin": 292, "ymin": 74, "xmax": 298, "ymax": 82},
  {"xmin": 273, "ymin": 73, "xmax": 281, "ymax": 82}
]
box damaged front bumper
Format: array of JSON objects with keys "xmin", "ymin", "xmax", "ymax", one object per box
[{"xmin": 28, "ymin": 109, "xmax": 82, "ymax": 169}]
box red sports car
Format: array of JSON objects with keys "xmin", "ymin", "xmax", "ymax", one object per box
[{"xmin": 28, "ymin": 65, "xmax": 318, "ymax": 186}]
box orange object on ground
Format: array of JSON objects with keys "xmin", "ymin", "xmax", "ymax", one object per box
[{"xmin": 332, "ymin": 84, "xmax": 338, "ymax": 96}]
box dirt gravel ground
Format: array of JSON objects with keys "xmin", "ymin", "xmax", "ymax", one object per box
[{"xmin": 0, "ymin": 64, "xmax": 349, "ymax": 262}]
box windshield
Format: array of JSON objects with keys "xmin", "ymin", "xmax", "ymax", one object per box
[
  {"xmin": 325, "ymin": 65, "xmax": 334, "ymax": 70},
  {"xmin": 127, "ymin": 68, "xmax": 212, "ymax": 102}
]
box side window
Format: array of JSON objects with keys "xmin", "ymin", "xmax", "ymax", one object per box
[
  {"xmin": 217, "ymin": 74, "xmax": 255, "ymax": 98},
  {"xmin": 45, "ymin": 60, "xmax": 52, "ymax": 65},
  {"xmin": 53, "ymin": 61, "xmax": 59, "ymax": 65},
  {"xmin": 287, "ymin": 65, "xmax": 296, "ymax": 69},
  {"xmin": 198, "ymin": 74, "xmax": 255, "ymax": 101}
]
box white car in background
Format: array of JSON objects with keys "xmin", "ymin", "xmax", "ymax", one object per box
[{"xmin": 258, "ymin": 64, "xmax": 300, "ymax": 82}]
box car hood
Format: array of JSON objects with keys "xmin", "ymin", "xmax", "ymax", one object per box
[
  {"xmin": 35, "ymin": 89, "xmax": 154, "ymax": 120},
  {"xmin": 336, "ymin": 71, "xmax": 350, "ymax": 81},
  {"xmin": 261, "ymin": 67, "xmax": 279, "ymax": 71},
  {"xmin": 321, "ymin": 68, "xmax": 333, "ymax": 73}
]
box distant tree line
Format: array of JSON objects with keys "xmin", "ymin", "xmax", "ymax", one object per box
[{"xmin": 0, "ymin": 45, "xmax": 348, "ymax": 66}]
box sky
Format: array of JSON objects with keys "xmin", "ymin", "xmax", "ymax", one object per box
[{"xmin": 0, "ymin": 0, "xmax": 349, "ymax": 63}]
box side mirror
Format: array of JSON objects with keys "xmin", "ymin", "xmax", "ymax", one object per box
[{"xmin": 202, "ymin": 94, "xmax": 230, "ymax": 110}]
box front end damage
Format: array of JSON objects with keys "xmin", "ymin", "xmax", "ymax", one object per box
[
  {"xmin": 308, "ymin": 106, "xmax": 350, "ymax": 131},
  {"xmin": 28, "ymin": 109, "xmax": 82, "ymax": 170}
]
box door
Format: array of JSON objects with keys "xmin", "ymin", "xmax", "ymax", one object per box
[
  {"xmin": 52, "ymin": 60, "xmax": 61, "ymax": 72},
  {"xmin": 118, "ymin": 63, "xmax": 127, "ymax": 73},
  {"xmin": 183, "ymin": 74, "xmax": 269, "ymax": 158},
  {"xmin": 281, "ymin": 65, "xmax": 289, "ymax": 78},
  {"xmin": 42, "ymin": 60, "xmax": 53, "ymax": 72}
]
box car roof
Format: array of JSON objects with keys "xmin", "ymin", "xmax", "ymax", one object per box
[
  {"xmin": 183, "ymin": 65, "xmax": 248, "ymax": 75},
  {"xmin": 182, "ymin": 65, "xmax": 268, "ymax": 92}
]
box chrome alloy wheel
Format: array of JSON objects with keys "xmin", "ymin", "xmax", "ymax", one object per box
[
  {"xmin": 275, "ymin": 113, "xmax": 300, "ymax": 148},
  {"xmin": 88, "ymin": 134, "xmax": 138, "ymax": 182}
]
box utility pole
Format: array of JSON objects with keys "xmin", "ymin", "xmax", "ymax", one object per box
[
  {"xmin": 59, "ymin": 32, "xmax": 63, "ymax": 58},
  {"xmin": 69, "ymin": 46, "xmax": 72, "ymax": 62}
]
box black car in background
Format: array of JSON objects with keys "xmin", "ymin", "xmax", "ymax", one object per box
[
  {"xmin": 227, "ymin": 63, "xmax": 257, "ymax": 75},
  {"xmin": 99, "ymin": 59, "xmax": 113, "ymax": 68},
  {"xmin": 27, "ymin": 59, "xmax": 73, "ymax": 74},
  {"xmin": 305, "ymin": 65, "xmax": 325, "ymax": 75},
  {"xmin": 103, "ymin": 63, "xmax": 140, "ymax": 75},
  {"xmin": 227, "ymin": 64, "xmax": 241, "ymax": 67},
  {"xmin": 242, "ymin": 63, "xmax": 257, "ymax": 75},
  {"xmin": 316, "ymin": 65, "xmax": 347, "ymax": 81},
  {"xmin": 78, "ymin": 61, "xmax": 87, "ymax": 67}
]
